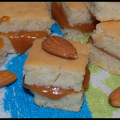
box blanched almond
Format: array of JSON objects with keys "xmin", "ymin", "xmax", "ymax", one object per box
[{"xmin": 42, "ymin": 36, "xmax": 77, "ymax": 59}]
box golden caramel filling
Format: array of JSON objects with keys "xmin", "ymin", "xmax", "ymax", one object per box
[
  {"xmin": 0, "ymin": 31, "xmax": 48, "ymax": 54},
  {"xmin": 0, "ymin": 16, "xmax": 48, "ymax": 54},
  {"xmin": 23, "ymin": 77, "xmax": 80, "ymax": 99},
  {"xmin": 0, "ymin": 16, "xmax": 10, "ymax": 23},
  {"xmin": 82, "ymin": 66, "xmax": 90, "ymax": 88},
  {"xmin": 23, "ymin": 67, "xmax": 90, "ymax": 99},
  {"xmin": 51, "ymin": 2, "xmax": 98, "ymax": 32},
  {"xmin": 0, "ymin": 38, "xmax": 4, "ymax": 51}
]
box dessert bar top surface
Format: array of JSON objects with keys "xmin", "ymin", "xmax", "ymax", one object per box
[
  {"xmin": 24, "ymin": 38, "xmax": 91, "ymax": 73},
  {"xmin": 0, "ymin": 2, "xmax": 51, "ymax": 21},
  {"xmin": 62, "ymin": 2, "xmax": 89, "ymax": 11},
  {"xmin": 94, "ymin": 21, "xmax": 120, "ymax": 40}
]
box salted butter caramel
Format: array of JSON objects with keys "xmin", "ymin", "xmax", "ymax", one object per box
[
  {"xmin": 51, "ymin": 2, "xmax": 97, "ymax": 32},
  {"xmin": 0, "ymin": 16, "xmax": 48, "ymax": 54},
  {"xmin": 0, "ymin": 38, "xmax": 4, "ymax": 51},
  {"xmin": 82, "ymin": 66, "xmax": 90, "ymax": 88},
  {"xmin": 23, "ymin": 77, "xmax": 80, "ymax": 99},
  {"xmin": 0, "ymin": 16, "xmax": 10, "ymax": 23},
  {"xmin": 0, "ymin": 31, "xmax": 48, "ymax": 54},
  {"xmin": 23, "ymin": 67, "xmax": 90, "ymax": 99}
]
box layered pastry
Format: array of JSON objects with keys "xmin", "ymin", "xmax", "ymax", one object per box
[
  {"xmin": 85, "ymin": 2, "xmax": 120, "ymax": 21},
  {"xmin": 88, "ymin": 21, "xmax": 120, "ymax": 75},
  {"xmin": 23, "ymin": 36, "xmax": 91, "ymax": 112},
  {"xmin": 49, "ymin": 2, "xmax": 98, "ymax": 40},
  {"xmin": 0, "ymin": 2, "xmax": 54, "ymax": 65}
]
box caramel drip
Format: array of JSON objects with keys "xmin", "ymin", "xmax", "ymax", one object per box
[
  {"xmin": 0, "ymin": 31, "xmax": 48, "ymax": 54},
  {"xmin": 82, "ymin": 66, "xmax": 90, "ymax": 88},
  {"xmin": 51, "ymin": 2, "xmax": 98, "ymax": 32},
  {"xmin": 0, "ymin": 37, "xmax": 4, "ymax": 51},
  {"xmin": 0, "ymin": 16, "xmax": 10, "ymax": 23},
  {"xmin": 23, "ymin": 67, "xmax": 90, "ymax": 99},
  {"xmin": 0, "ymin": 16, "xmax": 48, "ymax": 54}
]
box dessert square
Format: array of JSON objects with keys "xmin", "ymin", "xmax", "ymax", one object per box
[
  {"xmin": 0, "ymin": 2, "xmax": 54, "ymax": 65},
  {"xmin": 23, "ymin": 36, "xmax": 91, "ymax": 111},
  {"xmin": 50, "ymin": 2, "xmax": 97, "ymax": 40},
  {"xmin": 89, "ymin": 21, "xmax": 120, "ymax": 75}
]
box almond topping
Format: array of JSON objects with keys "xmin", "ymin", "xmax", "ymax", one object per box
[
  {"xmin": 0, "ymin": 70, "xmax": 17, "ymax": 88},
  {"xmin": 108, "ymin": 87, "xmax": 120, "ymax": 107},
  {"xmin": 42, "ymin": 36, "xmax": 77, "ymax": 59}
]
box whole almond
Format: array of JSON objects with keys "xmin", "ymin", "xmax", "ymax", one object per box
[
  {"xmin": 0, "ymin": 70, "xmax": 17, "ymax": 88},
  {"xmin": 108, "ymin": 87, "xmax": 120, "ymax": 107},
  {"xmin": 42, "ymin": 36, "xmax": 77, "ymax": 59}
]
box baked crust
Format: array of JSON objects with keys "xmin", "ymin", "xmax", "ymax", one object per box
[
  {"xmin": 0, "ymin": 2, "xmax": 54, "ymax": 32},
  {"xmin": 0, "ymin": 2, "xmax": 51, "ymax": 21},
  {"xmin": 24, "ymin": 38, "xmax": 91, "ymax": 73}
]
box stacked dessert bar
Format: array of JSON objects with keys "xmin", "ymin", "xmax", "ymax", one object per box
[
  {"xmin": 85, "ymin": 2, "xmax": 120, "ymax": 75},
  {"xmin": 0, "ymin": 2, "xmax": 54, "ymax": 65}
]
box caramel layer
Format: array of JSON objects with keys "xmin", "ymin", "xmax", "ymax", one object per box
[
  {"xmin": 23, "ymin": 67, "xmax": 90, "ymax": 99},
  {"xmin": 0, "ymin": 31, "xmax": 48, "ymax": 54},
  {"xmin": 82, "ymin": 66, "xmax": 90, "ymax": 88},
  {"xmin": 51, "ymin": 2, "xmax": 98, "ymax": 32},
  {"xmin": 0, "ymin": 16, "xmax": 48, "ymax": 54},
  {"xmin": 0, "ymin": 37, "xmax": 4, "ymax": 51},
  {"xmin": 0, "ymin": 16, "xmax": 10, "ymax": 23}
]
